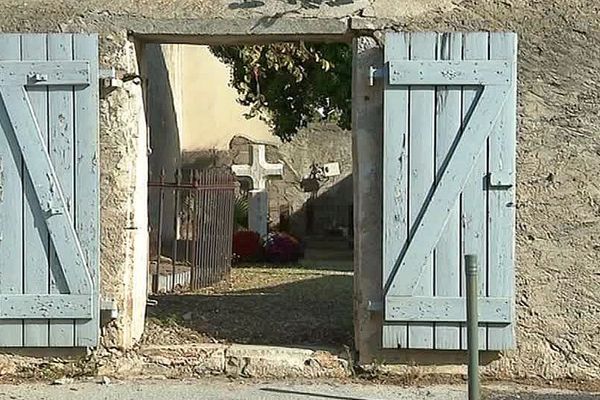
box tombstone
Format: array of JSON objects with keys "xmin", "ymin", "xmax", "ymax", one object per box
[{"xmin": 231, "ymin": 144, "xmax": 284, "ymax": 237}]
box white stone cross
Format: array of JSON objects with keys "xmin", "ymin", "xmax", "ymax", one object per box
[
  {"xmin": 231, "ymin": 144, "xmax": 284, "ymax": 237},
  {"xmin": 231, "ymin": 144, "xmax": 283, "ymax": 190}
]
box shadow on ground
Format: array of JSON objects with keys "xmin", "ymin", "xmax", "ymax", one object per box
[
  {"xmin": 487, "ymin": 393, "xmax": 600, "ymax": 400},
  {"xmin": 144, "ymin": 267, "xmax": 353, "ymax": 348}
]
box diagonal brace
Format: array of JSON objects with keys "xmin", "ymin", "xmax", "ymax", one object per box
[{"xmin": 384, "ymin": 86, "xmax": 509, "ymax": 297}]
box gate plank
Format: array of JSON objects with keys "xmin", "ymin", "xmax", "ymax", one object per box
[
  {"xmin": 461, "ymin": 32, "xmax": 489, "ymax": 350},
  {"xmin": 0, "ymin": 295, "xmax": 91, "ymax": 319},
  {"xmin": 407, "ymin": 32, "xmax": 436, "ymax": 349},
  {"xmin": 434, "ymin": 32, "xmax": 462, "ymax": 350},
  {"xmin": 382, "ymin": 32, "xmax": 409, "ymax": 349},
  {"xmin": 22, "ymin": 33, "xmax": 50, "ymax": 347},
  {"xmin": 0, "ymin": 61, "xmax": 89, "ymax": 86},
  {"xmin": 0, "ymin": 34, "xmax": 23, "ymax": 346},
  {"xmin": 386, "ymin": 296, "xmax": 511, "ymax": 323},
  {"xmin": 388, "ymin": 60, "xmax": 512, "ymax": 86},
  {"xmin": 74, "ymin": 34, "xmax": 99, "ymax": 347},
  {"xmin": 487, "ymin": 33, "xmax": 517, "ymax": 350},
  {"xmin": 47, "ymin": 34, "xmax": 76, "ymax": 347}
]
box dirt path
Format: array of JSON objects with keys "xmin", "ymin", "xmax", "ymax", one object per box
[{"xmin": 143, "ymin": 265, "xmax": 353, "ymax": 348}]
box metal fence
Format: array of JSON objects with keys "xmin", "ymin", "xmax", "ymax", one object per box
[{"xmin": 148, "ymin": 168, "xmax": 235, "ymax": 293}]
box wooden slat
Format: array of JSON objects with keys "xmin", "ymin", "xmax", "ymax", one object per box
[
  {"xmin": 388, "ymin": 60, "xmax": 513, "ymax": 86},
  {"xmin": 0, "ymin": 295, "xmax": 91, "ymax": 319},
  {"xmin": 384, "ymin": 85, "xmax": 508, "ymax": 298},
  {"xmin": 73, "ymin": 34, "xmax": 99, "ymax": 347},
  {"xmin": 0, "ymin": 61, "xmax": 90, "ymax": 86},
  {"xmin": 382, "ymin": 32, "xmax": 409, "ymax": 349},
  {"xmin": 434, "ymin": 32, "xmax": 462, "ymax": 350},
  {"xmin": 487, "ymin": 33, "xmax": 518, "ymax": 350},
  {"xmin": 386, "ymin": 296, "xmax": 511, "ymax": 323},
  {"xmin": 0, "ymin": 34, "xmax": 23, "ymax": 346},
  {"xmin": 461, "ymin": 32, "xmax": 489, "ymax": 350},
  {"xmin": 407, "ymin": 32, "xmax": 436, "ymax": 349},
  {"xmin": 21, "ymin": 33, "xmax": 50, "ymax": 347},
  {"xmin": 47, "ymin": 33, "xmax": 76, "ymax": 347}
]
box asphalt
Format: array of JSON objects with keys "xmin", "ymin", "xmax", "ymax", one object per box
[{"xmin": 0, "ymin": 380, "xmax": 598, "ymax": 400}]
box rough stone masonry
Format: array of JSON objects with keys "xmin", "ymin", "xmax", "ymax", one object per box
[{"xmin": 0, "ymin": 0, "xmax": 597, "ymax": 383}]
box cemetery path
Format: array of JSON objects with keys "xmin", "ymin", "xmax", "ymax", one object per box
[{"xmin": 143, "ymin": 264, "xmax": 354, "ymax": 349}]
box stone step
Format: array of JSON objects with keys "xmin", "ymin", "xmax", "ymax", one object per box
[{"xmin": 99, "ymin": 344, "xmax": 351, "ymax": 379}]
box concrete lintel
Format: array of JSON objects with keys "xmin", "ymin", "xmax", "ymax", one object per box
[{"xmin": 129, "ymin": 17, "xmax": 353, "ymax": 45}]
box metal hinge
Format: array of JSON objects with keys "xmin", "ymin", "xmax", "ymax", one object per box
[
  {"xmin": 488, "ymin": 171, "xmax": 514, "ymax": 189},
  {"xmin": 367, "ymin": 300, "xmax": 383, "ymax": 312},
  {"xmin": 369, "ymin": 66, "xmax": 385, "ymax": 86},
  {"xmin": 100, "ymin": 68, "xmax": 142, "ymax": 89},
  {"xmin": 100, "ymin": 68, "xmax": 123, "ymax": 89},
  {"xmin": 100, "ymin": 299, "xmax": 118, "ymax": 321}
]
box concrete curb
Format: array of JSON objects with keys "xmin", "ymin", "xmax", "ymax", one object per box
[{"xmin": 101, "ymin": 344, "xmax": 351, "ymax": 379}]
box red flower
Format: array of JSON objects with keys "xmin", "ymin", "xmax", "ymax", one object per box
[{"xmin": 233, "ymin": 230, "xmax": 262, "ymax": 261}]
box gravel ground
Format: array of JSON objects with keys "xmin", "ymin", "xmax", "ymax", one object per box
[
  {"xmin": 0, "ymin": 380, "xmax": 597, "ymax": 400},
  {"xmin": 143, "ymin": 264, "xmax": 354, "ymax": 348}
]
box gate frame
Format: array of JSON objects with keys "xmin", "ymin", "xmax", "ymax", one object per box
[{"xmin": 127, "ymin": 23, "xmax": 515, "ymax": 365}]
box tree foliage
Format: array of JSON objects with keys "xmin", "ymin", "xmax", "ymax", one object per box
[{"xmin": 210, "ymin": 42, "xmax": 351, "ymax": 141}]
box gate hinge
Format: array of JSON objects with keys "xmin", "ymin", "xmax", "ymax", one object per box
[
  {"xmin": 369, "ymin": 66, "xmax": 385, "ymax": 86},
  {"xmin": 100, "ymin": 298, "xmax": 118, "ymax": 321},
  {"xmin": 100, "ymin": 68, "xmax": 123, "ymax": 89},
  {"xmin": 488, "ymin": 171, "xmax": 514, "ymax": 188},
  {"xmin": 367, "ymin": 300, "xmax": 383, "ymax": 312},
  {"xmin": 100, "ymin": 68, "xmax": 142, "ymax": 90}
]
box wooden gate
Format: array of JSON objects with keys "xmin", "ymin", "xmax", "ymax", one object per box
[
  {"xmin": 0, "ymin": 34, "xmax": 99, "ymax": 347},
  {"xmin": 382, "ymin": 32, "xmax": 517, "ymax": 350}
]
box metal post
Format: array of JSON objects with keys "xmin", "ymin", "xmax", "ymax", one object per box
[
  {"xmin": 153, "ymin": 168, "xmax": 166, "ymax": 294},
  {"xmin": 170, "ymin": 169, "xmax": 181, "ymax": 292},
  {"xmin": 465, "ymin": 254, "xmax": 480, "ymax": 400}
]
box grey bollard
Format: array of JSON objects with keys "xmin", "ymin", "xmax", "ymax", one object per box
[{"xmin": 465, "ymin": 254, "xmax": 480, "ymax": 400}]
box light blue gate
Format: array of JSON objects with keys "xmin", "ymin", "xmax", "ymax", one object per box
[
  {"xmin": 0, "ymin": 34, "xmax": 99, "ymax": 347},
  {"xmin": 382, "ymin": 32, "xmax": 517, "ymax": 350}
]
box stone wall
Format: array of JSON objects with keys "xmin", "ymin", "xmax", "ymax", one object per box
[{"xmin": 182, "ymin": 123, "xmax": 353, "ymax": 239}]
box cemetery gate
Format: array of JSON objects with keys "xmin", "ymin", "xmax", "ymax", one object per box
[
  {"xmin": 382, "ymin": 32, "xmax": 517, "ymax": 350},
  {"xmin": 0, "ymin": 33, "xmax": 100, "ymax": 347},
  {"xmin": 148, "ymin": 168, "xmax": 235, "ymax": 293}
]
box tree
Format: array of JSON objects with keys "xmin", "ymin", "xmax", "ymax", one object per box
[{"xmin": 210, "ymin": 42, "xmax": 351, "ymax": 142}]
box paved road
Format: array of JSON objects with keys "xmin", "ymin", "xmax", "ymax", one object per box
[{"xmin": 0, "ymin": 380, "xmax": 597, "ymax": 400}]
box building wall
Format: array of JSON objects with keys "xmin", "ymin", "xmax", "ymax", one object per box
[{"xmin": 155, "ymin": 43, "xmax": 278, "ymax": 153}]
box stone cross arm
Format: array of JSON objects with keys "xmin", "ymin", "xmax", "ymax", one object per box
[{"xmin": 231, "ymin": 144, "xmax": 284, "ymax": 190}]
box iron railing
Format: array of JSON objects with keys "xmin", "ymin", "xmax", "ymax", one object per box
[{"xmin": 148, "ymin": 168, "xmax": 235, "ymax": 293}]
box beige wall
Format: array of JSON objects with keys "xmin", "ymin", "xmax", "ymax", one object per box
[{"xmin": 178, "ymin": 45, "xmax": 278, "ymax": 151}]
